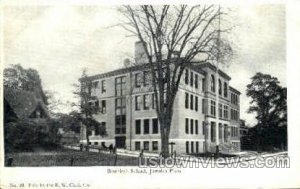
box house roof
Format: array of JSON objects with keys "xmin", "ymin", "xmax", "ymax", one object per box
[{"xmin": 4, "ymin": 88, "xmax": 49, "ymax": 119}]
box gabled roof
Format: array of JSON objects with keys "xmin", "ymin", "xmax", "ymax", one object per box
[{"xmin": 4, "ymin": 88, "xmax": 49, "ymax": 119}]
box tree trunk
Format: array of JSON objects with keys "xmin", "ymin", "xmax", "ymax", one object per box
[
  {"xmin": 86, "ymin": 129, "xmax": 90, "ymax": 152},
  {"xmin": 159, "ymin": 115, "xmax": 171, "ymax": 158},
  {"xmin": 161, "ymin": 131, "xmax": 169, "ymax": 158}
]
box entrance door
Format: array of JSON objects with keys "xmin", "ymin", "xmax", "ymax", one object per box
[{"xmin": 115, "ymin": 136, "xmax": 126, "ymax": 148}]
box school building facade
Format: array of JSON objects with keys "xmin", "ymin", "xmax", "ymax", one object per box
[{"xmin": 80, "ymin": 49, "xmax": 241, "ymax": 155}]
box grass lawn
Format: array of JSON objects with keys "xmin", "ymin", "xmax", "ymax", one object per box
[{"xmin": 5, "ymin": 149, "xmax": 139, "ymax": 167}]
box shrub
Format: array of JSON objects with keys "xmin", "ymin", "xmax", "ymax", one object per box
[{"xmin": 4, "ymin": 118, "xmax": 61, "ymax": 153}]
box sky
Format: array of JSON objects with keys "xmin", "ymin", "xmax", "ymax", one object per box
[{"xmin": 3, "ymin": 4, "xmax": 286, "ymax": 126}]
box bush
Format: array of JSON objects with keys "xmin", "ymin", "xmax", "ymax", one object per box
[{"xmin": 4, "ymin": 119, "xmax": 61, "ymax": 153}]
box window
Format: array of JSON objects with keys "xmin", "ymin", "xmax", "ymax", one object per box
[
  {"xmin": 185, "ymin": 69, "xmax": 189, "ymax": 85},
  {"xmin": 195, "ymin": 74, "xmax": 198, "ymax": 89},
  {"xmin": 101, "ymin": 80, "xmax": 106, "ymax": 93},
  {"xmin": 224, "ymin": 125, "xmax": 228, "ymax": 142},
  {"xmin": 143, "ymin": 94, "xmax": 151, "ymax": 110},
  {"xmin": 219, "ymin": 103, "xmax": 223, "ymax": 118},
  {"xmin": 92, "ymin": 81, "xmax": 99, "ymax": 89},
  {"xmin": 195, "ymin": 96, "xmax": 198, "ymax": 111},
  {"xmin": 135, "ymin": 120, "xmax": 141, "ymax": 134},
  {"xmin": 186, "ymin": 141, "xmax": 189, "ymax": 154},
  {"xmin": 190, "ymin": 119, "xmax": 194, "ymax": 134},
  {"xmin": 101, "ymin": 100, "xmax": 106, "ymax": 114},
  {"xmin": 95, "ymin": 122, "xmax": 105, "ymax": 135},
  {"xmin": 95, "ymin": 100, "xmax": 99, "ymax": 110},
  {"xmin": 185, "ymin": 118, "xmax": 189, "ymax": 134},
  {"xmin": 185, "ymin": 93, "xmax": 189, "ymax": 109},
  {"xmin": 152, "ymin": 118, "xmax": 158, "ymax": 134},
  {"xmin": 115, "ymin": 115, "xmax": 126, "ymax": 134},
  {"xmin": 152, "ymin": 93, "xmax": 156, "ymax": 109},
  {"xmin": 135, "ymin": 142, "xmax": 141, "ymax": 151},
  {"xmin": 191, "ymin": 141, "xmax": 194, "ymax": 153},
  {"xmin": 95, "ymin": 126, "xmax": 99, "ymax": 135},
  {"xmin": 211, "ymin": 122, "xmax": 216, "ymax": 142},
  {"xmin": 230, "ymin": 109, "xmax": 239, "ymax": 121},
  {"xmin": 202, "ymin": 121, "xmax": 206, "ymax": 135},
  {"xmin": 115, "ymin": 97, "xmax": 126, "ymax": 134},
  {"xmin": 116, "ymin": 98, "xmax": 126, "ymax": 115},
  {"xmin": 135, "ymin": 95, "xmax": 142, "ymax": 111},
  {"xmin": 219, "ymin": 123, "xmax": 222, "ymax": 140},
  {"xmin": 202, "ymin": 99, "xmax": 206, "ymax": 114},
  {"xmin": 224, "ymin": 105, "xmax": 228, "ymax": 119},
  {"xmin": 190, "ymin": 94, "xmax": 194, "ymax": 110},
  {"xmin": 135, "ymin": 73, "xmax": 142, "ymax": 88},
  {"xmin": 190, "ymin": 72, "xmax": 194, "ymax": 87},
  {"xmin": 202, "ymin": 78, "xmax": 205, "ymax": 91},
  {"xmin": 196, "ymin": 142, "xmax": 199, "ymax": 153},
  {"xmin": 143, "ymin": 141, "xmax": 149, "ymax": 151},
  {"xmin": 152, "ymin": 141, "xmax": 158, "ymax": 151},
  {"xmin": 195, "ymin": 120, "xmax": 198, "ymax": 134},
  {"xmin": 231, "ymin": 93, "xmax": 239, "ymax": 105},
  {"xmin": 115, "ymin": 76, "xmax": 126, "ymax": 96},
  {"xmin": 94, "ymin": 142, "xmax": 98, "ymax": 145},
  {"xmin": 211, "ymin": 75, "xmax": 215, "ymax": 92},
  {"xmin": 144, "ymin": 119, "xmax": 150, "ymax": 134},
  {"xmin": 224, "ymin": 82, "xmax": 228, "ymax": 97},
  {"xmin": 211, "ymin": 100, "xmax": 216, "ymax": 116},
  {"xmin": 143, "ymin": 71, "xmax": 150, "ymax": 86},
  {"xmin": 219, "ymin": 79, "xmax": 222, "ymax": 95}
]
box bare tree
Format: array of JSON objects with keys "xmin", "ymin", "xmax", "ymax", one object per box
[
  {"xmin": 73, "ymin": 69, "xmax": 107, "ymax": 151},
  {"xmin": 119, "ymin": 5, "xmax": 233, "ymax": 157}
]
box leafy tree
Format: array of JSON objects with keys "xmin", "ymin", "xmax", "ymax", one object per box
[
  {"xmin": 4, "ymin": 64, "xmax": 48, "ymax": 105},
  {"xmin": 119, "ymin": 5, "xmax": 233, "ymax": 157},
  {"xmin": 246, "ymin": 72, "xmax": 287, "ymax": 128},
  {"xmin": 245, "ymin": 73, "xmax": 287, "ymax": 151}
]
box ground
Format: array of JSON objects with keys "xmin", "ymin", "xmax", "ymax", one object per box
[{"xmin": 5, "ymin": 148, "xmax": 139, "ymax": 166}]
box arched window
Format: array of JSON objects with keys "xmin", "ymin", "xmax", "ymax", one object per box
[
  {"xmin": 218, "ymin": 79, "xmax": 222, "ymax": 95},
  {"xmin": 210, "ymin": 75, "xmax": 215, "ymax": 92},
  {"xmin": 224, "ymin": 82, "xmax": 228, "ymax": 97}
]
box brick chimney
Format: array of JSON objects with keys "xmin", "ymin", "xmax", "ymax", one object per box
[{"xmin": 134, "ymin": 41, "xmax": 147, "ymax": 63}]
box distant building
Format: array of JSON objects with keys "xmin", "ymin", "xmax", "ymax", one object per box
[
  {"xmin": 59, "ymin": 129, "xmax": 80, "ymax": 145},
  {"xmin": 79, "ymin": 43, "xmax": 241, "ymax": 154},
  {"xmin": 4, "ymin": 88, "xmax": 49, "ymax": 122}
]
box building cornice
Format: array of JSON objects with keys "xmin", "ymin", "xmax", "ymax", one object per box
[{"xmin": 229, "ymin": 86, "xmax": 241, "ymax": 95}]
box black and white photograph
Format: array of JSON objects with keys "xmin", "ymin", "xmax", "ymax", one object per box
[{"xmin": 1, "ymin": 1, "xmax": 299, "ymax": 189}]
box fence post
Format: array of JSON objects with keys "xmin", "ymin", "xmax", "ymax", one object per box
[
  {"xmin": 7, "ymin": 157, "xmax": 13, "ymax": 167},
  {"xmin": 139, "ymin": 149, "xmax": 144, "ymax": 165},
  {"xmin": 70, "ymin": 157, "xmax": 74, "ymax": 166},
  {"xmin": 114, "ymin": 154, "xmax": 118, "ymax": 166}
]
